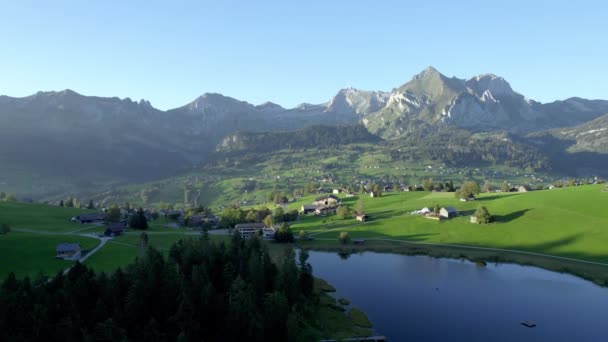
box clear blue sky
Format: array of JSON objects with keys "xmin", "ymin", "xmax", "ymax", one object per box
[{"xmin": 1, "ymin": 0, "xmax": 606, "ymax": 109}]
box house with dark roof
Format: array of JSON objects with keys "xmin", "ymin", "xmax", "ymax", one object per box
[
  {"xmin": 301, "ymin": 205, "xmax": 318, "ymax": 215},
  {"xmin": 188, "ymin": 214, "xmax": 219, "ymax": 228},
  {"xmin": 356, "ymin": 214, "xmax": 369, "ymax": 222},
  {"xmin": 56, "ymin": 243, "xmax": 81, "ymax": 259},
  {"xmin": 315, "ymin": 205, "xmax": 338, "ymax": 216},
  {"xmin": 71, "ymin": 212, "xmax": 106, "ymax": 224},
  {"xmin": 235, "ymin": 223, "xmax": 266, "ymax": 239},
  {"xmin": 439, "ymin": 206, "xmax": 459, "ymax": 219},
  {"xmin": 313, "ymin": 194, "xmax": 339, "ymax": 206},
  {"xmin": 104, "ymin": 222, "xmax": 126, "ymax": 237}
]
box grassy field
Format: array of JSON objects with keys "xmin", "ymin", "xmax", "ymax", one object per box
[
  {"xmin": 293, "ymin": 184, "xmax": 608, "ymax": 270},
  {"xmin": 2, "ymin": 184, "xmax": 607, "ymax": 282},
  {"xmin": 0, "ymin": 232, "xmax": 99, "ymax": 278},
  {"xmin": 84, "ymin": 232, "xmax": 230, "ymax": 273},
  {"xmin": 0, "ymin": 201, "xmax": 96, "ymax": 232}
]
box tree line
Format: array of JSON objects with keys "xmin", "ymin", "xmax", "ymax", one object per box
[{"xmin": 0, "ymin": 233, "xmax": 322, "ymax": 341}]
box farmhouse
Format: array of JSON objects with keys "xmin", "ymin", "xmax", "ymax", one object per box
[
  {"xmin": 301, "ymin": 205, "xmax": 318, "ymax": 215},
  {"xmin": 356, "ymin": 214, "xmax": 369, "ymax": 222},
  {"xmin": 332, "ymin": 189, "xmax": 342, "ymax": 194},
  {"xmin": 104, "ymin": 222, "xmax": 126, "ymax": 237},
  {"xmin": 439, "ymin": 206, "xmax": 459, "ymax": 219},
  {"xmin": 313, "ymin": 194, "xmax": 339, "ymax": 206},
  {"xmin": 71, "ymin": 212, "xmax": 106, "ymax": 224},
  {"xmin": 470, "ymin": 216, "xmax": 478, "ymax": 223},
  {"xmin": 56, "ymin": 243, "xmax": 81, "ymax": 259},
  {"xmin": 315, "ymin": 205, "xmax": 338, "ymax": 216},
  {"xmin": 188, "ymin": 214, "xmax": 219, "ymax": 228},
  {"xmin": 459, "ymin": 195, "xmax": 475, "ymax": 202},
  {"xmin": 235, "ymin": 223, "xmax": 266, "ymax": 239}
]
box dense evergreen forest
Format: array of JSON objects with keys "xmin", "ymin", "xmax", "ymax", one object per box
[
  {"xmin": 217, "ymin": 124, "xmax": 379, "ymax": 154},
  {"xmin": 0, "ymin": 233, "xmax": 323, "ymax": 342}
]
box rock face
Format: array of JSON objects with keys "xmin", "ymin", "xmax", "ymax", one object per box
[{"xmin": 360, "ymin": 67, "xmax": 608, "ymax": 138}]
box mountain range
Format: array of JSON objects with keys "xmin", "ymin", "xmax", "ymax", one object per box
[{"xmin": 1, "ymin": 66, "xmax": 607, "ymax": 198}]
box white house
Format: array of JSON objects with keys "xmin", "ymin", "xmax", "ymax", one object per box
[{"xmin": 439, "ymin": 206, "xmax": 459, "ymax": 219}]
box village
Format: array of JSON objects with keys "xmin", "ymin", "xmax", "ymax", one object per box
[{"xmin": 50, "ymin": 178, "xmax": 575, "ymax": 261}]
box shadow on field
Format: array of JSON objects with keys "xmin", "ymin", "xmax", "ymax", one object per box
[
  {"xmin": 505, "ymin": 233, "xmax": 584, "ymax": 253},
  {"xmin": 477, "ymin": 193, "xmax": 519, "ymax": 201},
  {"xmin": 459, "ymin": 209, "xmax": 476, "ymax": 217},
  {"xmin": 369, "ymin": 210, "xmax": 401, "ymax": 220},
  {"xmin": 494, "ymin": 209, "xmax": 530, "ymax": 223}
]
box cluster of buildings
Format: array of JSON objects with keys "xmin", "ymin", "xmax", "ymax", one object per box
[
  {"xmin": 234, "ymin": 223, "xmax": 275, "ymax": 240},
  {"xmin": 300, "ymin": 194, "xmax": 341, "ymax": 216},
  {"xmin": 411, "ymin": 206, "xmax": 460, "ymax": 220}
]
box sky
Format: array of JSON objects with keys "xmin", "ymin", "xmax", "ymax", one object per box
[{"xmin": 0, "ymin": 0, "xmax": 606, "ymax": 110}]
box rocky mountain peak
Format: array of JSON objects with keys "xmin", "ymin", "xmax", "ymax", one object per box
[
  {"xmin": 327, "ymin": 87, "xmax": 389, "ymax": 115},
  {"xmin": 466, "ymin": 74, "xmax": 514, "ymax": 97},
  {"xmin": 186, "ymin": 93, "xmax": 254, "ymax": 113},
  {"xmin": 255, "ymin": 101, "xmax": 284, "ymax": 111}
]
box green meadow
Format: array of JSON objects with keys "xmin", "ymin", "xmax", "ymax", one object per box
[
  {"xmin": 83, "ymin": 233, "xmax": 230, "ymax": 273},
  {"xmin": 0, "ymin": 232, "xmax": 99, "ymax": 278},
  {"xmin": 0, "ymin": 201, "xmax": 95, "ymax": 233},
  {"xmin": 1, "ymin": 184, "xmax": 607, "ymax": 282},
  {"xmin": 295, "ymin": 185, "xmax": 608, "ymax": 264}
]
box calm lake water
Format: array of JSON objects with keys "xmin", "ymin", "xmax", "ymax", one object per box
[{"xmin": 307, "ymin": 251, "xmax": 608, "ymax": 341}]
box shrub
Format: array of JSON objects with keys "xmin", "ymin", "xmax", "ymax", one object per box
[
  {"xmin": 338, "ymin": 232, "xmax": 351, "ymax": 244},
  {"xmin": 474, "ymin": 206, "xmax": 492, "ymax": 224},
  {"xmin": 274, "ymin": 223, "xmax": 294, "ymax": 243},
  {"xmin": 336, "ymin": 206, "xmax": 350, "ymax": 219}
]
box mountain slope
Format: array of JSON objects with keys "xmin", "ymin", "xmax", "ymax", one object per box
[
  {"xmin": 551, "ymin": 113, "xmax": 608, "ymax": 153},
  {"xmin": 361, "ymin": 67, "xmax": 608, "ymax": 138}
]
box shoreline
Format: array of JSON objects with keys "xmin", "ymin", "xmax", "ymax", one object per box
[{"xmin": 299, "ymin": 239, "xmax": 608, "ymax": 287}]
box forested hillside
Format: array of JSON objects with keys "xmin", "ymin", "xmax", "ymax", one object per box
[{"xmin": 216, "ymin": 124, "xmax": 379, "ymax": 153}]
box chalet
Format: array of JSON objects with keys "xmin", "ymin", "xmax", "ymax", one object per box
[
  {"xmin": 301, "ymin": 205, "xmax": 318, "ymax": 215},
  {"xmin": 315, "ymin": 205, "xmax": 338, "ymax": 216},
  {"xmin": 509, "ymin": 186, "xmax": 531, "ymax": 193},
  {"xmin": 459, "ymin": 195, "xmax": 475, "ymax": 202},
  {"xmin": 356, "ymin": 214, "xmax": 369, "ymax": 222},
  {"xmin": 71, "ymin": 212, "xmax": 106, "ymax": 224},
  {"xmin": 188, "ymin": 214, "xmax": 219, "ymax": 228},
  {"xmin": 313, "ymin": 194, "xmax": 339, "ymax": 206},
  {"xmin": 104, "ymin": 222, "xmax": 126, "ymax": 237},
  {"xmin": 235, "ymin": 223, "xmax": 266, "ymax": 239},
  {"xmin": 439, "ymin": 206, "xmax": 459, "ymax": 219},
  {"xmin": 56, "ymin": 243, "xmax": 81, "ymax": 259}
]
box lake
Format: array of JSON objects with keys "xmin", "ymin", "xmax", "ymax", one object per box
[{"xmin": 307, "ymin": 251, "xmax": 608, "ymax": 341}]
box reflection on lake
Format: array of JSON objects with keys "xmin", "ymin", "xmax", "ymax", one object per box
[{"xmin": 307, "ymin": 251, "xmax": 608, "ymax": 341}]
